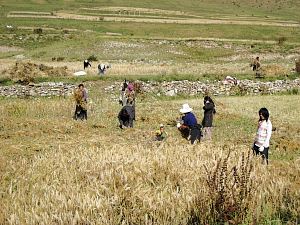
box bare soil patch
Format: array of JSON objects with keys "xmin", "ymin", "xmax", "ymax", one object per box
[{"xmin": 0, "ymin": 46, "xmax": 23, "ymax": 53}]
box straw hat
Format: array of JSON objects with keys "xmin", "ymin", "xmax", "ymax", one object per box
[{"xmin": 180, "ymin": 103, "xmax": 193, "ymax": 113}]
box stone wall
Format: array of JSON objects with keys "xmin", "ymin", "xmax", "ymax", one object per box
[
  {"xmin": 0, "ymin": 79, "xmax": 299, "ymax": 98},
  {"xmin": 0, "ymin": 82, "xmax": 75, "ymax": 97},
  {"xmin": 105, "ymin": 79, "xmax": 300, "ymax": 97}
]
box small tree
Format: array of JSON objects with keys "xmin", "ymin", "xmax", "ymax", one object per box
[
  {"xmin": 33, "ymin": 28, "xmax": 43, "ymax": 34},
  {"xmin": 278, "ymin": 36, "xmax": 287, "ymax": 45},
  {"xmin": 87, "ymin": 55, "xmax": 98, "ymax": 62}
]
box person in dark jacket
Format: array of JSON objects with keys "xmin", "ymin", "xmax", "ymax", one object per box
[
  {"xmin": 118, "ymin": 99, "xmax": 135, "ymax": 129},
  {"xmin": 202, "ymin": 96, "xmax": 216, "ymax": 140},
  {"xmin": 177, "ymin": 103, "xmax": 202, "ymax": 144},
  {"xmin": 83, "ymin": 60, "xmax": 91, "ymax": 70}
]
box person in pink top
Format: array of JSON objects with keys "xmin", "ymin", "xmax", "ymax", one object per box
[{"xmin": 252, "ymin": 108, "xmax": 272, "ymax": 165}]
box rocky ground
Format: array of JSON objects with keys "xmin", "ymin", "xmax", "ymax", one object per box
[
  {"xmin": 106, "ymin": 79, "xmax": 300, "ymax": 98},
  {"xmin": 0, "ymin": 82, "xmax": 75, "ymax": 97},
  {"xmin": 0, "ymin": 77, "xmax": 299, "ymax": 98}
]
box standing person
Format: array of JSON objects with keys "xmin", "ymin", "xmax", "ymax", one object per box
[
  {"xmin": 125, "ymin": 82, "xmax": 135, "ymax": 102},
  {"xmin": 202, "ymin": 96, "xmax": 216, "ymax": 140},
  {"xmin": 73, "ymin": 84, "xmax": 88, "ymax": 120},
  {"xmin": 252, "ymin": 108, "xmax": 272, "ymax": 165},
  {"xmin": 119, "ymin": 79, "xmax": 128, "ymax": 105},
  {"xmin": 177, "ymin": 103, "xmax": 202, "ymax": 144},
  {"xmin": 251, "ymin": 56, "xmax": 261, "ymax": 77},
  {"xmin": 121, "ymin": 81, "xmax": 136, "ymax": 118},
  {"xmin": 122, "ymin": 79, "xmax": 128, "ymax": 91},
  {"xmin": 83, "ymin": 60, "xmax": 91, "ymax": 70}
]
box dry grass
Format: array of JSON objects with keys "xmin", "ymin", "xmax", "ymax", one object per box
[
  {"xmin": 2, "ymin": 62, "xmax": 70, "ymax": 84},
  {"xmin": 0, "ymin": 83, "xmax": 299, "ymax": 224},
  {"xmin": 0, "ymin": 59, "xmax": 262, "ymax": 78},
  {"xmin": 261, "ymin": 64, "xmax": 289, "ymax": 77},
  {"xmin": 218, "ymin": 95, "xmax": 300, "ymax": 126}
]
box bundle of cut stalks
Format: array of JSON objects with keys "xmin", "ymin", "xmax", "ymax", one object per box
[{"xmin": 261, "ymin": 64, "xmax": 288, "ymax": 77}]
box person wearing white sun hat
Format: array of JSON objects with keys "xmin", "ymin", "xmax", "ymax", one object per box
[{"xmin": 177, "ymin": 103, "xmax": 202, "ymax": 144}]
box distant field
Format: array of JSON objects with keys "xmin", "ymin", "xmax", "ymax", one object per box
[
  {"xmin": 1, "ymin": 0, "xmax": 300, "ymax": 20},
  {"xmin": 0, "ymin": 0, "xmax": 299, "ymax": 77}
]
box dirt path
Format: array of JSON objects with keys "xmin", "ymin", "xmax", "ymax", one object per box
[
  {"xmin": 0, "ymin": 46, "xmax": 24, "ymax": 53},
  {"xmin": 7, "ymin": 12, "xmax": 300, "ymax": 28}
]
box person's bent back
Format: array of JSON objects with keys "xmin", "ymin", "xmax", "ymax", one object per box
[{"xmin": 118, "ymin": 105, "xmax": 134, "ymax": 128}]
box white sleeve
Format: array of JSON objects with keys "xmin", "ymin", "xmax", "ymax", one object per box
[{"xmin": 263, "ymin": 120, "xmax": 272, "ymax": 147}]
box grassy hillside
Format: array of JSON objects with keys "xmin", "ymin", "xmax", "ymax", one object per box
[{"xmin": 1, "ymin": 0, "xmax": 300, "ymax": 20}]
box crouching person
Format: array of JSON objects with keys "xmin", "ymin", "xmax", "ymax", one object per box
[
  {"xmin": 177, "ymin": 103, "xmax": 202, "ymax": 144},
  {"xmin": 155, "ymin": 124, "xmax": 167, "ymax": 141},
  {"xmin": 118, "ymin": 100, "xmax": 135, "ymax": 129}
]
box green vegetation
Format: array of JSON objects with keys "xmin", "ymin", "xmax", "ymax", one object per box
[
  {"xmin": 1, "ymin": 18, "xmax": 300, "ymax": 42},
  {"xmin": 1, "ymin": 0, "xmax": 300, "ymax": 20}
]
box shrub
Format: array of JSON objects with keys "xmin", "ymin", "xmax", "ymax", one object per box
[
  {"xmin": 87, "ymin": 55, "xmax": 98, "ymax": 62},
  {"xmin": 189, "ymin": 149, "xmax": 255, "ymax": 224},
  {"xmin": 56, "ymin": 57, "xmax": 65, "ymax": 62},
  {"xmin": 33, "ymin": 28, "xmax": 43, "ymax": 34},
  {"xmin": 278, "ymin": 37, "xmax": 287, "ymax": 45},
  {"xmin": 289, "ymin": 88, "xmax": 299, "ymax": 95}
]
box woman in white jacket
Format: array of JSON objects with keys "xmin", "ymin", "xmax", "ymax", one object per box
[{"xmin": 253, "ymin": 108, "xmax": 272, "ymax": 165}]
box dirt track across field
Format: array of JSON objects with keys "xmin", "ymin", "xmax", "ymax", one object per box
[{"xmin": 7, "ymin": 11, "xmax": 300, "ymax": 28}]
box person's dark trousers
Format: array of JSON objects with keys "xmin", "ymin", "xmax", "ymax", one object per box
[
  {"xmin": 74, "ymin": 105, "xmax": 87, "ymax": 120},
  {"xmin": 119, "ymin": 116, "xmax": 133, "ymax": 128},
  {"xmin": 190, "ymin": 125, "xmax": 201, "ymax": 144},
  {"xmin": 179, "ymin": 127, "xmax": 190, "ymax": 139},
  {"xmin": 252, "ymin": 145, "xmax": 269, "ymax": 165},
  {"xmin": 74, "ymin": 105, "xmax": 82, "ymax": 120},
  {"xmin": 81, "ymin": 109, "xmax": 87, "ymax": 120}
]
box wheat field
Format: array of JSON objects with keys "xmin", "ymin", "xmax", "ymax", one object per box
[{"xmin": 0, "ymin": 82, "xmax": 299, "ymax": 224}]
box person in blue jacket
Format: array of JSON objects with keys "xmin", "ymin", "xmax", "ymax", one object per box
[{"xmin": 177, "ymin": 103, "xmax": 202, "ymax": 144}]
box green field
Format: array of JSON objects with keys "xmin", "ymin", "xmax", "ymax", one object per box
[{"xmin": 1, "ymin": 0, "xmax": 300, "ymax": 20}]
